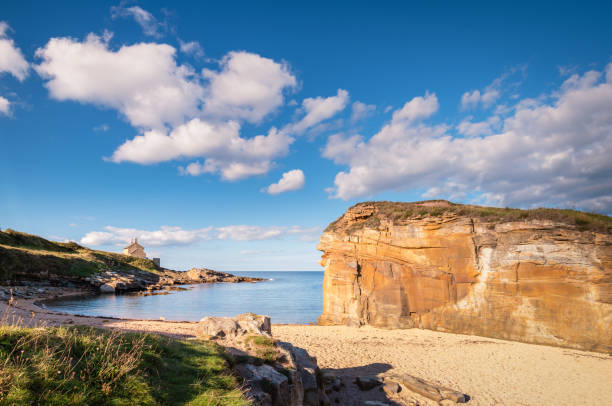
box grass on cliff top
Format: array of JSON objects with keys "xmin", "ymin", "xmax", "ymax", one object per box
[
  {"xmin": 0, "ymin": 325, "xmax": 248, "ymax": 406},
  {"xmin": 326, "ymin": 200, "xmax": 612, "ymax": 234},
  {"xmin": 0, "ymin": 229, "xmax": 162, "ymax": 280}
]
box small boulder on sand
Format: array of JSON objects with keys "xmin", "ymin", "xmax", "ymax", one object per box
[{"xmin": 197, "ymin": 313, "xmax": 271, "ymax": 338}]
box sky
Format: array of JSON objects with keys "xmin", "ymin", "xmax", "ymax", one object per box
[{"xmin": 1, "ymin": 1, "xmax": 611, "ymax": 271}]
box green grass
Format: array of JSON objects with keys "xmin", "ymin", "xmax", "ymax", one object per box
[
  {"xmin": 0, "ymin": 229, "xmax": 162, "ymax": 280},
  {"xmin": 0, "ymin": 325, "xmax": 249, "ymax": 406},
  {"xmin": 325, "ymin": 200, "xmax": 612, "ymax": 234},
  {"xmin": 244, "ymin": 335, "xmax": 278, "ymax": 364}
]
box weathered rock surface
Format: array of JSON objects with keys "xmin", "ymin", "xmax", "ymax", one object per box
[
  {"xmin": 197, "ymin": 313, "xmax": 272, "ymax": 338},
  {"xmin": 318, "ymin": 202, "xmax": 612, "ymax": 352},
  {"xmin": 212, "ymin": 314, "xmax": 328, "ymax": 406},
  {"xmin": 386, "ymin": 373, "xmax": 469, "ymax": 403}
]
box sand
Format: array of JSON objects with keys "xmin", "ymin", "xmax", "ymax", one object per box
[
  {"xmin": 274, "ymin": 325, "xmax": 612, "ymax": 405},
  {"xmin": 2, "ymin": 290, "xmax": 612, "ymax": 405}
]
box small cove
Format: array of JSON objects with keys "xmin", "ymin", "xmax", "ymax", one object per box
[{"xmin": 45, "ymin": 271, "xmax": 324, "ymax": 324}]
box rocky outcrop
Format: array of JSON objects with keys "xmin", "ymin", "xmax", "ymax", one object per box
[
  {"xmin": 80, "ymin": 268, "xmax": 264, "ymax": 294},
  {"xmin": 318, "ymin": 201, "xmax": 612, "ymax": 353},
  {"xmin": 199, "ymin": 313, "xmax": 328, "ymax": 406}
]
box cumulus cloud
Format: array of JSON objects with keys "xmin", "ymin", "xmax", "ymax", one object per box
[
  {"xmin": 324, "ymin": 63, "xmax": 612, "ymax": 213},
  {"xmin": 351, "ymin": 101, "xmax": 376, "ymax": 122},
  {"xmin": 391, "ymin": 92, "xmax": 438, "ymax": 123},
  {"xmin": 179, "ymin": 40, "xmax": 204, "ymax": 59},
  {"xmin": 35, "ymin": 33, "xmax": 203, "ymax": 130},
  {"xmin": 264, "ymin": 169, "xmax": 305, "ymax": 194},
  {"xmin": 286, "ymin": 89, "xmax": 349, "ymax": 134},
  {"xmin": 35, "ymin": 34, "xmax": 299, "ymax": 180},
  {"xmin": 202, "ymin": 51, "xmax": 297, "ymax": 123},
  {"xmin": 81, "ymin": 224, "xmax": 320, "ymax": 247},
  {"xmin": 0, "ymin": 96, "xmax": 10, "ymax": 116},
  {"xmin": 111, "ymin": 120, "xmax": 292, "ymax": 180},
  {"xmin": 111, "ymin": 5, "xmax": 165, "ymax": 38},
  {"xmin": 0, "ymin": 22, "xmax": 29, "ymax": 81},
  {"xmin": 456, "ymin": 115, "xmax": 500, "ymax": 137}
]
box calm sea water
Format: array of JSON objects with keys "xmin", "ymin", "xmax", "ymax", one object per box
[{"xmin": 45, "ymin": 271, "xmax": 324, "ymax": 324}]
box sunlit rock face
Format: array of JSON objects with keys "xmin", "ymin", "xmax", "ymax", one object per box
[{"xmin": 318, "ymin": 202, "xmax": 612, "ymax": 353}]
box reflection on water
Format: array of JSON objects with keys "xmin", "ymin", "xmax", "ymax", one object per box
[{"xmin": 45, "ymin": 271, "xmax": 323, "ymax": 324}]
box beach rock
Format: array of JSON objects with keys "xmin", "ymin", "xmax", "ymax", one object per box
[
  {"xmin": 387, "ymin": 373, "xmax": 469, "ymax": 403},
  {"xmin": 382, "ymin": 381, "xmax": 401, "ymax": 394},
  {"xmin": 318, "ymin": 201, "xmax": 612, "ymax": 353},
  {"xmin": 355, "ymin": 376, "xmax": 383, "ymax": 391},
  {"xmin": 198, "ymin": 317, "xmax": 239, "ymax": 338},
  {"xmin": 236, "ymin": 313, "xmax": 272, "ymax": 336},
  {"xmin": 99, "ymin": 283, "xmax": 115, "ymax": 293},
  {"xmin": 238, "ymin": 364, "xmax": 289, "ymax": 406},
  {"xmin": 197, "ymin": 313, "xmax": 271, "ymax": 338}
]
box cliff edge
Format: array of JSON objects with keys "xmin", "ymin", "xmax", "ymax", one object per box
[{"xmin": 318, "ymin": 201, "xmax": 612, "ymax": 352}]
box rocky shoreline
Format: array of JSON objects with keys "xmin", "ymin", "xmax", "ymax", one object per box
[{"xmin": 2, "ymin": 267, "xmax": 265, "ymax": 298}]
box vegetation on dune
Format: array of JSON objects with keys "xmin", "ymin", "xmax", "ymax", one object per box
[
  {"xmin": 326, "ymin": 200, "xmax": 612, "ymax": 234},
  {"xmin": 0, "ymin": 325, "xmax": 248, "ymax": 406},
  {"xmin": 0, "ymin": 229, "xmax": 161, "ymax": 280}
]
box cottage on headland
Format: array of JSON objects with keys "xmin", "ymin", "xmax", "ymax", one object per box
[{"xmin": 123, "ymin": 238, "xmax": 160, "ymax": 267}]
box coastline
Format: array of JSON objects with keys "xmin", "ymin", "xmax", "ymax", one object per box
[{"xmin": 2, "ymin": 289, "xmax": 612, "ymax": 405}]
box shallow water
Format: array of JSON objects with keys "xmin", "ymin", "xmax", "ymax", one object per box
[{"xmin": 45, "ymin": 271, "xmax": 324, "ymax": 324}]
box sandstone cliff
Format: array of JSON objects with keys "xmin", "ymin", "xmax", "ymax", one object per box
[{"xmin": 318, "ymin": 201, "xmax": 612, "ymax": 352}]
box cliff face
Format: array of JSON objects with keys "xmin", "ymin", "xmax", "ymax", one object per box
[{"xmin": 318, "ymin": 202, "xmax": 612, "ymax": 352}]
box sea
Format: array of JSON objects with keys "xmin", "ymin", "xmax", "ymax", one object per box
[{"xmin": 44, "ymin": 271, "xmax": 324, "ymax": 324}]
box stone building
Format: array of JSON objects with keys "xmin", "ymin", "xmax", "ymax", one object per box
[{"xmin": 123, "ymin": 238, "xmax": 146, "ymax": 258}]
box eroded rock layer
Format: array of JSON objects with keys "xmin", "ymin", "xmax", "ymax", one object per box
[{"xmin": 318, "ymin": 202, "xmax": 612, "ymax": 352}]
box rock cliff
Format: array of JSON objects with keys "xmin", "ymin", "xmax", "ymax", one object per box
[{"xmin": 318, "ymin": 201, "xmax": 612, "ymax": 352}]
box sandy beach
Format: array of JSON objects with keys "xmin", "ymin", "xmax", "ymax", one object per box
[
  {"xmin": 274, "ymin": 325, "xmax": 612, "ymax": 405},
  {"xmin": 2, "ymin": 290, "xmax": 612, "ymax": 405}
]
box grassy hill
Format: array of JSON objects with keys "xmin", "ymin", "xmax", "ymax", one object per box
[
  {"xmin": 0, "ymin": 229, "xmax": 162, "ymax": 281},
  {"xmin": 0, "ymin": 325, "xmax": 248, "ymax": 405}
]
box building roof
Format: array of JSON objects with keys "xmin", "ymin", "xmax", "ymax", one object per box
[{"xmin": 124, "ymin": 237, "xmax": 144, "ymax": 250}]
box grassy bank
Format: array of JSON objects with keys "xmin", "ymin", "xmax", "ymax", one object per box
[
  {"xmin": 327, "ymin": 200, "xmax": 612, "ymax": 234},
  {"xmin": 0, "ymin": 229, "xmax": 161, "ymax": 280},
  {"xmin": 0, "ymin": 325, "xmax": 248, "ymax": 405}
]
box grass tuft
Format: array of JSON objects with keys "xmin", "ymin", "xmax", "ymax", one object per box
[{"xmin": 0, "ymin": 325, "xmax": 248, "ymax": 405}]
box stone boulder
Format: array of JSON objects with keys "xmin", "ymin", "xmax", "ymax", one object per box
[
  {"xmin": 99, "ymin": 283, "xmax": 115, "ymax": 293},
  {"xmin": 197, "ymin": 313, "xmax": 271, "ymax": 338},
  {"xmin": 236, "ymin": 364, "xmax": 290, "ymax": 406}
]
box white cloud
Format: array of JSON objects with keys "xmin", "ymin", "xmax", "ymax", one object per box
[
  {"xmin": 111, "ymin": 119, "xmax": 293, "ymax": 180},
  {"xmin": 324, "ymin": 63, "xmax": 612, "ymax": 213},
  {"xmin": 0, "ymin": 96, "xmax": 10, "ymax": 116},
  {"xmin": 179, "ymin": 40, "xmax": 204, "ymax": 59},
  {"xmin": 391, "ymin": 92, "xmax": 438, "ymax": 123},
  {"xmin": 81, "ymin": 224, "xmax": 321, "ymax": 247},
  {"xmin": 286, "ymin": 89, "xmax": 349, "ymax": 134},
  {"xmin": 456, "ymin": 115, "xmax": 500, "ymax": 137},
  {"xmin": 111, "ymin": 5, "xmax": 165, "ymax": 38},
  {"xmin": 202, "ymin": 51, "xmax": 297, "ymax": 123},
  {"xmin": 35, "ymin": 33, "xmax": 203, "ymax": 130},
  {"xmin": 461, "ymin": 78, "xmax": 503, "ymax": 110},
  {"xmin": 81, "ymin": 225, "xmax": 213, "ymax": 247},
  {"xmin": 351, "ymin": 101, "xmax": 376, "ymax": 122},
  {"xmin": 35, "ymin": 35, "xmax": 297, "ymax": 180},
  {"xmin": 265, "ymin": 169, "xmax": 305, "ymax": 194},
  {"xmin": 0, "ymin": 22, "xmax": 29, "ymax": 81}
]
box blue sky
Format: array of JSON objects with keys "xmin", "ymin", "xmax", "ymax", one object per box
[{"xmin": 1, "ymin": 1, "xmax": 611, "ymax": 271}]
